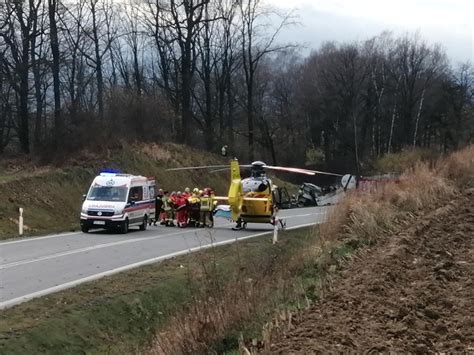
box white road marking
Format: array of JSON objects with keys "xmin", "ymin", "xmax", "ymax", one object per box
[
  {"xmin": 0, "ymin": 221, "xmax": 320, "ymax": 309},
  {"xmin": 0, "ymin": 209, "xmax": 327, "ymax": 246},
  {"xmin": 0, "ymin": 225, "xmax": 231, "ymax": 269},
  {"xmin": 0, "ymin": 231, "xmax": 81, "ymax": 246},
  {"xmin": 0, "ymin": 212, "xmax": 326, "ymax": 269}
]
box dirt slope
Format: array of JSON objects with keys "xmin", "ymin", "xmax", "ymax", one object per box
[{"xmin": 271, "ymin": 189, "xmax": 474, "ymax": 353}]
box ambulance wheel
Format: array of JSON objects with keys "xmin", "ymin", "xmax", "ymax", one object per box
[
  {"xmin": 120, "ymin": 219, "xmax": 129, "ymax": 234},
  {"xmin": 81, "ymin": 226, "xmax": 89, "ymax": 233},
  {"xmin": 140, "ymin": 216, "xmax": 148, "ymax": 231}
]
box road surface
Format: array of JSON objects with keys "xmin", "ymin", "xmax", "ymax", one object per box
[{"xmin": 0, "ymin": 204, "xmax": 336, "ymax": 309}]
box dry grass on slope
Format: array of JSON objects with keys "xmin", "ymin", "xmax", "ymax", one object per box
[
  {"xmin": 321, "ymin": 145, "xmax": 473, "ymax": 250},
  {"xmin": 255, "ymin": 145, "xmax": 474, "ymax": 353},
  {"xmin": 439, "ymin": 145, "xmax": 474, "ymax": 188}
]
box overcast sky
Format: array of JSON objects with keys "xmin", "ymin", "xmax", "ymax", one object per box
[{"xmin": 266, "ymin": 0, "xmax": 473, "ymax": 64}]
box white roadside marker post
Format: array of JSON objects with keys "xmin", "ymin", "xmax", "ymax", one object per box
[
  {"xmin": 273, "ymin": 217, "xmax": 278, "ymax": 244},
  {"xmin": 19, "ymin": 207, "xmax": 24, "ymax": 236}
]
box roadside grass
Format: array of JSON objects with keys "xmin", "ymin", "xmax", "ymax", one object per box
[
  {"xmin": 236, "ymin": 145, "xmax": 473, "ymax": 353},
  {"xmin": 439, "ymin": 144, "xmax": 474, "ymax": 188},
  {"xmin": 147, "ymin": 225, "xmax": 360, "ymax": 354},
  {"xmin": 0, "ymin": 227, "xmax": 316, "ymax": 354},
  {"xmin": 373, "ymin": 147, "xmax": 439, "ymax": 174},
  {"xmin": 149, "ymin": 226, "xmax": 326, "ymax": 354},
  {"xmin": 0, "ymin": 168, "xmax": 95, "ymax": 238},
  {"xmin": 0, "ymin": 160, "xmax": 58, "ymax": 184}
]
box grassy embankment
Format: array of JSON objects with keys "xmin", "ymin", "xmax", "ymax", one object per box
[
  {"xmin": 0, "ymin": 227, "xmax": 316, "ymax": 354},
  {"xmin": 0, "ymin": 143, "xmax": 247, "ymax": 239},
  {"xmin": 240, "ymin": 145, "xmax": 474, "ymax": 353},
  {"xmin": 1, "ymin": 146, "xmax": 471, "ymax": 354}
]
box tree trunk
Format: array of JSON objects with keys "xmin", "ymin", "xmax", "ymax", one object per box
[
  {"xmin": 91, "ymin": 0, "xmax": 104, "ymax": 120},
  {"xmin": 18, "ymin": 48, "xmax": 30, "ymax": 154},
  {"xmin": 353, "ymin": 113, "xmax": 360, "ymax": 178},
  {"xmin": 49, "ymin": 0, "xmax": 62, "ymax": 149},
  {"xmin": 388, "ymin": 103, "xmax": 397, "ymax": 154},
  {"xmin": 247, "ymin": 91, "xmax": 254, "ymax": 161},
  {"xmin": 203, "ymin": 14, "xmax": 213, "ymax": 151},
  {"xmin": 180, "ymin": 48, "xmax": 192, "ymax": 143},
  {"xmin": 412, "ymin": 87, "xmax": 426, "ymax": 147},
  {"xmin": 226, "ymin": 74, "xmax": 235, "ymax": 151},
  {"xmin": 31, "ymin": 13, "xmax": 43, "ymax": 149}
]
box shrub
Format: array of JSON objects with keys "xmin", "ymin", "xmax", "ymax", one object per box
[
  {"xmin": 374, "ymin": 148, "xmax": 438, "ymax": 174},
  {"xmin": 305, "ymin": 147, "xmax": 325, "ymax": 166}
]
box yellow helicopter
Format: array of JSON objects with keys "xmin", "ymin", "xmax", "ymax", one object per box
[{"xmin": 168, "ymin": 160, "xmax": 341, "ymax": 230}]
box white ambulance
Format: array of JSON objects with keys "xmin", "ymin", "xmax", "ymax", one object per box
[{"xmin": 80, "ymin": 172, "xmax": 156, "ymax": 233}]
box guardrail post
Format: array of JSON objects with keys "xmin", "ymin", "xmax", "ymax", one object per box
[{"xmin": 19, "ymin": 207, "xmax": 24, "ymax": 236}]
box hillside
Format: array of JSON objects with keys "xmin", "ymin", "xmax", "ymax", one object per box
[
  {"xmin": 0, "ymin": 143, "xmax": 234, "ymax": 239},
  {"xmin": 271, "ymin": 190, "xmax": 473, "ymax": 352},
  {"xmin": 227, "ymin": 145, "xmax": 473, "ymax": 354}
]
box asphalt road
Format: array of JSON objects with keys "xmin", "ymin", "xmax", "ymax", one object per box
[{"xmin": 0, "ymin": 203, "xmax": 337, "ymax": 309}]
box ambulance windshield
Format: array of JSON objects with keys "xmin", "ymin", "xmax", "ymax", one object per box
[{"xmin": 87, "ymin": 186, "xmax": 128, "ymax": 202}]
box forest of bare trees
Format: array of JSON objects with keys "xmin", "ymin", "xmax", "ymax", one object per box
[{"xmin": 1, "ymin": 0, "xmax": 473, "ymax": 172}]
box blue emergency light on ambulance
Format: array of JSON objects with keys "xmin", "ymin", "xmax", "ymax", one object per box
[{"xmin": 80, "ymin": 172, "xmax": 156, "ymax": 234}]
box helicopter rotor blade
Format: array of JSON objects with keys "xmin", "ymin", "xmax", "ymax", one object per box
[
  {"xmin": 265, "ymin": 166, "xmax": 315, "ymax": 175},
  {"xmin": 210, "ymin": 165, "xmax": 253, "ymax": 173},
  {"xmin": 264, "ymin": 165, "xmax": 343, "ymax": 177},
  {"xmin": 302, "ymin": 169, "xmax": 344, "ymax": 177},
  {"xmin": 166, "ymin": 165, "xmax": 230, "ymax": 171},
  {"xmin": 167, "ymin": 163, "xmax": 342, "ymax": 177}
]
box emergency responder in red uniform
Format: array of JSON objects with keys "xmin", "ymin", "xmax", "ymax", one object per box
[
  {"xmin": 183, "ymin": 187, "xmax": 191, "ymax": 199},
  {"xmin": 175, "ymin": 192, "xmax": 188, "ymax": 228}
]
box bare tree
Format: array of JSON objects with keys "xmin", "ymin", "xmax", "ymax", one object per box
[
  {"xmin": 214, "ymin": 0, "xmax": 239, "ymax": 147},
  {"xmin": 143, "ymin": 0, "xmax": 180, "ymax": 128},
  {"xmin": 30, "ymin": 0, "xmax": 47, "ymax": 147},
  {"xmin": 238, "ymin": 0, "xmax": 294, "ymax": 161},
  {"xmin": 78, "ymin": 0, "xmax": 117, "ymax": 121},
  {"xmin": 1, "ymin": 0, "xmax": 40, "ymax": 153},
  {"xmin": 166, "ymin": 0, "xmax": 210, "ymax": 143},
  {"xmin": 48, "ymin": 0, "xmax": 62, "ymax": 148}
]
